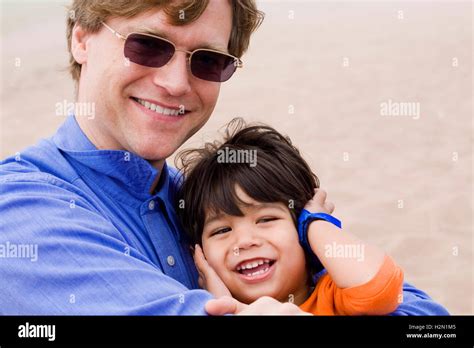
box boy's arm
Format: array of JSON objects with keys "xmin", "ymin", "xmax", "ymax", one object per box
[
  {"xmin": 300, "ymin": 189, "xmax": 404, "ymax": 315},
  {"xmin": 307, "ymin": 220, "xmax": 386, "ymax": 288},
  {"xmin": 304, "ymin": 189, "xmax": 387, "ymax": 289},
  {"xmin": 301, "ymin": 190, "xmax": 449, "ymax": 316}
]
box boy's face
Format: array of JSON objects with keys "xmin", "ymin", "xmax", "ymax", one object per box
[{"xmin": 202, "ymin": 186, "xmax": 310, "ymax": 304}]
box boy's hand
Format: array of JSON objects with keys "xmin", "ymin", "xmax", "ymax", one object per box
[
  {"xmin": 304, "ymin": 188, "xmax": 335, "ymax": 214},
  {"xmin": 193, "ymin": 244, "xmax": 232, "ymax": 299}
]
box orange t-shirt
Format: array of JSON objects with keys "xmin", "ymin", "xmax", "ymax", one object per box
[{"xmin": 299, "ymin": 255, "xmax": 404, "ymax": 315}]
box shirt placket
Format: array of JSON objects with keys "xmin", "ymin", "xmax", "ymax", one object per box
[{"xmin": 142, "ymin": 197, "xmax": 193, "ymax": 289}]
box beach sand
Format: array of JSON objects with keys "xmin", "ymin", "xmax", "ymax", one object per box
[{"xmin": 1, "ymin": 0, "xmax": 472, "ymax": 314}]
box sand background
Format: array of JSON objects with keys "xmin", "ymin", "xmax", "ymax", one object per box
[{"xmin": 1, "ymin": 0, "xmax": 472, "ymax": 314}]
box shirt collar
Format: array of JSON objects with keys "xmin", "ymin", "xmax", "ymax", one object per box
[{"xmin": 52, "ymin": 115, "xmax": 166, "ymax": 201}]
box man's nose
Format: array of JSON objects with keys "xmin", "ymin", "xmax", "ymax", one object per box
[{"xmin": 152, "ymin": 51, "xmax": 192, "ymax": 97}]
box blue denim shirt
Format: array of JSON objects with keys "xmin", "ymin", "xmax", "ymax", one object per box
[
  {"xmin": 0, "ymin": 115, "xmax": 449, "ymax": 315},
  {"xmin": 0, "ymin": 115, "xmax": 212, "ymax": 314}
]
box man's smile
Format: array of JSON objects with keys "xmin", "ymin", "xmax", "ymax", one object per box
[{"xmin": 130, "ymin": 96, "xmax": 190, "ymax": 119}]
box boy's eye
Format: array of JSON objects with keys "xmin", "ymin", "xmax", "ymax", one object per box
[
  {"xmin": 210, "ymin": 227, "xmax": 232, "ymax": 237},
  {"xmin": 257, "ymin": 217, "xmax": 278, "ymax": 224}
]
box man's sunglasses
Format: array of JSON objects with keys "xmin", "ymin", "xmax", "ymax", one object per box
[{"xmin": 102, "ymin": 22, "xmax": 242, "ymax": 83}]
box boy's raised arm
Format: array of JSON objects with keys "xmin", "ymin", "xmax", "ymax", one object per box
[
  {"xmin": 303, "ymin": 189, "xmax": 389, "ymax": 288},
  {"xmin": 300, "ymin": 189, "xmax": 404, "ymax": 314},
  {"xmin": 300, "ymin": 189, "xmax": 449, "ymax": 316}
]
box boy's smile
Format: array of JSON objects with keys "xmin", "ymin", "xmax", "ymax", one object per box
[
  {"xmin": 202, "ymin": 185, "xmax": 311, "ymax": 305},
  {"xmin": 235, "ymin": 257, "xmax": 275, "ymax": 283}
]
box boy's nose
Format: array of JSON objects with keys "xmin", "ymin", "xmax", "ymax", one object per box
[
  {"xmin": 233, "ymin": 229, "xmax": 262, "ymax": 251},
  {"xmin": 151, "ymin": 51, "xmax": 192, "ymax": 97}
]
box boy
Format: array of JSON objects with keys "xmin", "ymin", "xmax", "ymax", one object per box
[{"xmin": 176, "ymin": 119, "xmax": 403, "ymax": 315}]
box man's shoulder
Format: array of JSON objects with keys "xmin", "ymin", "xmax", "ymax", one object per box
[
  {"xmin": 1, "ymin": 138, "xmax": 82, "ymax": 194},
  {"xmin": 0, "ymin": 143, "xmax": 102, "ymax": 226}
]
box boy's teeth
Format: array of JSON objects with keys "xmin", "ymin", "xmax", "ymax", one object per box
[
  {"xmin": 237, "ymin": 258, "xmax": 272, "ymax": 271},
  {"xmin": 250, "ymin": 267, "xmax": 269, "ymax": 276},
  {"xmin": 136, "ymin": 98, "xmax": 182, "ymax": 116}
]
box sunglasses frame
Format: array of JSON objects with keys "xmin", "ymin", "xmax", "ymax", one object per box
[{"xmin": 101, "ymin": 22, "xmax": 243, "ymax": 82}]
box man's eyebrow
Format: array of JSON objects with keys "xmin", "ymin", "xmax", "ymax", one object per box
[
  {"xmin": 133, "ymin": 26, "xmax": 228, "ymax": 52},
  {"xmin": 136, "ymin": 26, "xmax": 171, "ymax": 40}
]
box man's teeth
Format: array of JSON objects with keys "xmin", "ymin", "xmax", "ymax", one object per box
[
  {"xmin": 136, "ymin": 98, "xmax": 183, "ymax": 116},
  {"xmin": 236, "ymin": 259, "xmax": 271, "ymax": 271}
]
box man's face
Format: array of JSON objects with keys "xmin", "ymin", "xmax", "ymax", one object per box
[
  {"xmin": 75, "ymin": 0, "xmax": 232, "ymax": 161},
  {"xmin": 202, "ymin": 186, "xmax": 310, "ymax": 305}
]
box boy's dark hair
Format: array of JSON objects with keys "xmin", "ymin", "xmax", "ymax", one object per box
[{"xmin": 175, "ymin": 118, "xmax": 319, "ymax": 246}]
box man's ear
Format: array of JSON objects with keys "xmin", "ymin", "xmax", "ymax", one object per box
[{"xmin": 71, "ymin": 23, "xmax": 90, "ymax": 65}]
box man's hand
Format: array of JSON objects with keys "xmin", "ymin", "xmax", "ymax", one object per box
[
  {"xmin": 304, "ymin": 188, "xmax": 335, "ymax": 214},
  {"xmin": 205, "ymin": 296, "xmax": 312, "ymax": 315},
  {"xmin": 193, "ymin": 244, "xmax": 232, "ymax": 298}
]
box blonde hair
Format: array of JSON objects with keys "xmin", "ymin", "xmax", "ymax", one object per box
[{"xmin": 66, "ymin": 0, "xmax": 264, "ymax": 83}]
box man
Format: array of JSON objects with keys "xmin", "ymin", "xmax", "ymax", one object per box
[{"xmin": 0, "ymin": 0, "xmax": 448, "ymax": 315}]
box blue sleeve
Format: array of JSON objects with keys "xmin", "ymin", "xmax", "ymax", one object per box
[
  {"xmin": 390, "ymin": 282, "xmax": 450, "ymax": 315},
  {"xmin": 0, "ymin": 174, "xmax": 213, "ymax": 315}
]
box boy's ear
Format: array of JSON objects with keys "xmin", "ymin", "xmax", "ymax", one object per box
[{"xmin": 71, "ymin": 23, "xmax": 90, "ymax": 65}]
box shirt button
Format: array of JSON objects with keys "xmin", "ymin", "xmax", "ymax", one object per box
[
  {"xmin": 167, "ymin": 255, "xmax": 175, "ymax": 267},
  {"xmin": 148, "ymin": 200, "xmax": 155, "ymax": 210}
]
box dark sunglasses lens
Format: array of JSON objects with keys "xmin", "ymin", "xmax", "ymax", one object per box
[
  {"xmin": 191, "ymin": 50, "xmax": 237, "ymax": 82},
  {"xmin": 124, "ymin": 33, "xmax": 174, "ymax": 68}
]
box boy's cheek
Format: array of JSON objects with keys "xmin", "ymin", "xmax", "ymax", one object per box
[
  {"xmin": 201, "ymin": 240, "xmax": 212, "ymax": 259},
  {"xmin": 208, "ymin": 253, "xmax": 234, "ymax": 283},
  {"xmin": 202, "ymin": 246, "xmax": 225, "ymax": 272}
]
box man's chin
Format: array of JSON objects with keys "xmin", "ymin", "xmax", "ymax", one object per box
[
  {"xmin": 127, "ymin": 138, "xmax": 179, "ymax": 160},
  {"xmin": 127, "ymin": 147, "xmax": 174, "ymax": 166}
]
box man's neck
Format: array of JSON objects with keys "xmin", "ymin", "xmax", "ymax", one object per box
[
  {"xmin": 149, "ymin": 159, "xmax": 165, "ymax": 194},
  {"xmin": 75, "ymin": 114, "xmax": 165, "ymax": 194}
]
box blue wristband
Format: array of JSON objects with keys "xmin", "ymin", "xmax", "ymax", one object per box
[{"xmin": 297, "ymin": 209, "xmax": 342, "ymax": 273}]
